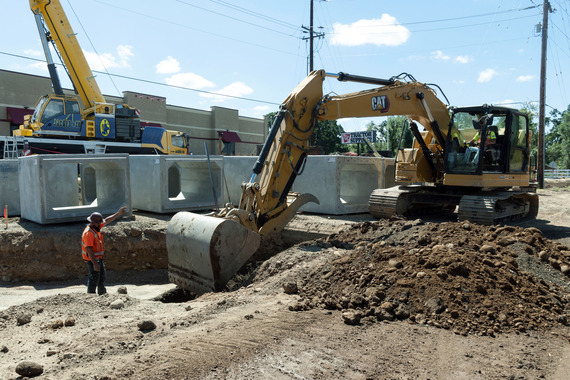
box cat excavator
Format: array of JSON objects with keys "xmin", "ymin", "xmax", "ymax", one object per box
[{"xmin": 167, "ymin": 69, "xmax": 538, "ymax": 294}]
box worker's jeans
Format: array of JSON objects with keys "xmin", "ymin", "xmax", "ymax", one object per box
[{"xmin": 86, "ymin": 259, "xmax": 106, "ymax": 295}]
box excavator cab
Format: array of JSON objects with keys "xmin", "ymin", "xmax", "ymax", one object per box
[{"xmin": 444, "ymin": 106, "xmax": 531, "ymax": 176}]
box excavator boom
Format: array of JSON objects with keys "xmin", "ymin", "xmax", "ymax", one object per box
[{"xmin": 166, "ymin": 71, "xmax": 326, "ymax": 294}]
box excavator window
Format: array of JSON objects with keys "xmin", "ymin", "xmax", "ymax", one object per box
[
  {"xmin": 509, "ymin": 113, "xmax": 529, "ymax": 172},
  {"xmin": 446, "ymin": 111, "xmax": 506, "ymax": 173}
]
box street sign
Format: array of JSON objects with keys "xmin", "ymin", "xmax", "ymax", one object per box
[{"xmin": 341, "ymin": 131, "xmax": 376, "ymax": 144}]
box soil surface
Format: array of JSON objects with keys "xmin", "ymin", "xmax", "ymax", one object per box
[{"xmin": 1, "ymin": 181, "xmax": 570, "ymax": 379}]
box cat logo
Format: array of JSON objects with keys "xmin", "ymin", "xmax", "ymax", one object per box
[
  {"xmin": 371, "ymin": 95, "xmax": 390, "ymax": 113},
  {"xmin": 100, "ymin": 119, "xmax": 110, "ymax": 137}
]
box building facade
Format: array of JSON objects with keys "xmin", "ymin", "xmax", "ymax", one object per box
[{"xmin": 0, "ymin": 69, "xmax": 267, "ymax": 155}]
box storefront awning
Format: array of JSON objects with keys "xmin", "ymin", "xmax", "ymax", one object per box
[
  {"xmin": 7, "ymin": 107, "xmax": 34, "ymax": 125},
  {"xmin": 218, "ymin": 131, "xmax": 242, "ymax": 143}
]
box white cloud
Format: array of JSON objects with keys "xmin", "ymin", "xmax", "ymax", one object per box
[
  {"xmin": 200, "ymin": 81, "xmax": 253, "ymax": 102},
  {"xmin": 516, "ymin": 75, "xmax": 535, "ymax": 82},
  {"xmin": 477, "ymin": 68, "xmax": 497, "ymax": 83},
  {"xmin": 156, "ymin": 56, "xmax": 181, "ymax": 74},
  {"xmin": 254, "ymin": 105, "xmax": 271, "ymax": 113},
  {"xmin": 28, "ymin": 61, "xmax": 48, "ymax": 73},
  {"xmin": 165, "ymin": 72, "xmax": 215, "ymax": 89},
  {"xmin": 251, "ymin": 105, "xmax": 272, "ymax": 118},
  {"xmin": 497, "ymin": 99, "xmax": 515, "ymax": 106},
  {"xmin": 454, "ymin": 55, "xmax": 471, "ymax": 64},
  {"xmin": 331, "ymin": 14, "xmax": 410, "ymax": 47},
  {"xmin": 23, "ymin": 49, "xmax": 42, "ymax": 57},
  {"xmin": 117, "ymin": 45, "xmax": 133, "ymax": 61},
  {"xmin": 83, "ymin": 45, "xmax": 133, "ymax": 71},
  {"xmin": 431, "ymin": 50, "xmax": 450, "ymax": 61}
]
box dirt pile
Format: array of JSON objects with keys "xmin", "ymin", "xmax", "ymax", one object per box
[
  {"xmin": 0, "ymin": 215, "xmax": 169, "ymax": 282},
  {"xmin": 286, "ymin": 219, "xmax": 570, "ymax": 335}
]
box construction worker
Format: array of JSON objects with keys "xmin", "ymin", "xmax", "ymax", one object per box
[
  {"xmin": 82, "ymin": 206, "xmax": 126, "ymax": 295},
  {"xmin": 464, "ymin": 128, "xmax": 497, "ymax": 164}
]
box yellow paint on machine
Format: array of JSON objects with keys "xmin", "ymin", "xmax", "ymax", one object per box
[{"xmin": 444, "ymin": 173, "xmax": 531, "ymax": 188}]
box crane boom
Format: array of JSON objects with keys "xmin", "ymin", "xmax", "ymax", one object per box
[{"xmin": 30, "ymin": 0, "xmax": 105, "ymax": 112}]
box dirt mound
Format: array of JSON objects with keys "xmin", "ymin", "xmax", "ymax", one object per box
[{"xmin": 284, "ymin": 219, "xmax": 570, "ymax": 336}]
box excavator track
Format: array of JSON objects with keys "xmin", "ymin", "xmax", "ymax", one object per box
[
  {"xmin": 370, "ymin": 186, "xmax": 538, "ymax": 226},
  {"xmin": 369, "ymin": 187, "xmax": 411, "ymax": 219},
  {"xmin": 458, "ymin": 192, "xmax": 539, "ymax": 225}
]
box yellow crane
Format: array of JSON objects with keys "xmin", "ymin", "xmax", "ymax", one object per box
[{"xmin": 12, "ymin": 0, "xmax": 188, "ymax": 155}]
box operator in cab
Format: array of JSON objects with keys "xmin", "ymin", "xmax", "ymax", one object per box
[{"xmin": 463, "ymin": 118, "xmax": 497, "ymax": 165}]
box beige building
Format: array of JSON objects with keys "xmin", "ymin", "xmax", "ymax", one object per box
[{"xmin": 0, "ymin": 69, "xmax": 267, "ymax": 155}]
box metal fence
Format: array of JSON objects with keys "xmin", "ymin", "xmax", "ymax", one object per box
[{"xmin": 545, "ymin": 169, "xmax": 570, "ymax": 179}]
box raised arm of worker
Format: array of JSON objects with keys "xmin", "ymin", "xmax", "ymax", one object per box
[{"xmin": 104, "ymin": 206, "xmax": 127, "ymax": 225}]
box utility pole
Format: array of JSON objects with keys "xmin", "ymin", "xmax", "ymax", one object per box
[
  {"xmin": 537, "ymin": 0, "xmax": 551, "ymax": 189},
  {"xmin": 310, "ymin": 0, "xmax": 314, "ymax": 72},
  {"xmin": 302, "ymin": 0, "xmax": 325, "ymax": 74}
]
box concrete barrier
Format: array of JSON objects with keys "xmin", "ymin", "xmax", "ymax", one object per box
[
  {"xmin": 293, "ymin": 155, "xmax": 396, "ymax": 215},
  {"xmin": 0, "ymin": 160, "xmax": 20, "ymax": 216},
  {"xmin": 222, "ymin": 156, "xmax": 257, "ymax": 206},
  {"xmin": 19, "ymin": 154, "xmax": 131, "ymax": 224},
  {"xmin": 129, "ymin": 155, "xmax": 224, "ymax": 213}
]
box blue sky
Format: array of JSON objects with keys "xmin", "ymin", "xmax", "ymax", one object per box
[{"xmin": 1, "ymin": 0, "xmax": 569, "ymax": 132}]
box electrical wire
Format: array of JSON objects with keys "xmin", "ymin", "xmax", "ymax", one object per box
[
  {"xmin": 92, "ymin": 0, "xmax": 299, "ymax": 56},
  {"xmin": 175, "ymin": 0, "xmax": 298, "ymax": 37},
  {"xmin": 0, "ymin": 51, "xmax": 280, "ymax": 106},
  {"xmin": 325, "ymin": 13, "xmax": 541, "ymax": 37},
  {"xmin": 65, "ymin": 0, "xmax": 122, "ymax": 97},
  {"xmin": 207, "ymin": 0, "xmax": 299, "ymax": 30}
]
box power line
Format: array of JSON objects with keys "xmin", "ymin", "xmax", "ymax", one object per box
[
  {"xmin": 325, "ymin": 13, "xmax": 541, "ymax": 36},
  {"xmin": 65, "ymin": 0, "xmax": 122, "ymax": 97},
  {"xmin": 92, "ymin": 0, "xmax": 300, "ymax": 56},
  {"xmin": 326, "ymin": 5, "xmax": 541, "ymax": 29},
  {"xmin": 0, "ymin": 51, "xmax": 280, "ymax": 106},
  {"xmin": 207, "ymin": 0, "xmax": 299, "ymax": 30},
  {"xmin": 175, "ymin": 0, "xmax": 299, "ymax": 37}
]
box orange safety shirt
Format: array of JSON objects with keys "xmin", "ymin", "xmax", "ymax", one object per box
[{"xmin": 81, "ymin": 223, "xmax": 105, "ymax": 261}]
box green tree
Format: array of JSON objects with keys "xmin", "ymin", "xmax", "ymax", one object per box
[
  {"xmin": 314, "ymin": 119, "xmax": 348, "ymax": 154},
  {"xmin": 265, "ymin": 111, "xmax": 347, "ymax": 154},
  {"xmin": 545, "ymin": 105, "xmax": 570, "ymax": 169},
  {"xmin": 265, "ymin": 111, "xmax": 278, "ymax": 131},
  {"xmin": 365, "ymin": 116, "xmax": 413, "ymax": 156}
]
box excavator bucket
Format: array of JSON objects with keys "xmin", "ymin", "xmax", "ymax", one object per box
[{"xmin": 166, "ymin": 212, "xmax": 261, "ymax": 295}]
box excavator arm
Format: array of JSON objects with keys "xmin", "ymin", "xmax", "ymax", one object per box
[
  {"xmin": 166, "ymin": 71, "xmax": 326, "ymax": 293},
  {"xmin": 166, "ymin": 69, "xmax": 453, "ymax": 294},
  {"xmin": 318, "ymin": 72, "xmax": 451, "ymax": 183}
]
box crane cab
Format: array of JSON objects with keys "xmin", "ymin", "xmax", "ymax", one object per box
[{"xmin": 14, "ymin": 94, "xmax": 82, "ymax": 137}]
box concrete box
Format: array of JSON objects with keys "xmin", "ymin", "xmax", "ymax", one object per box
[
  {"xmin": 0, "ymin": 159, "xmax": 20, "ymax": 216},
  {"xmin": 293, "ymin": 155, "xmax": 396, "ymax": 215},
  {"xmin": 222, "ymin": 156, "xmax": 257, "ymax": 206},
  {"xmin": 19, "ymin": 154, "xmax": 131, "ymax": 224},
  {"xmin": 129, "ymin": 155, "xmax": 224, "ymax": 213}
]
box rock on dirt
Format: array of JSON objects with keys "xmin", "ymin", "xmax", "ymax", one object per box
[
  {"xmin": 0, "ymin": 186, "xmax": 569, "ymax": 379},
  {"xmin": 15, "ymin": 361, "xmax": 43, "ymax": 377},
  {"xmin": 285, "ymin": 219, "xmax": 570, "ymax": 335}
]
